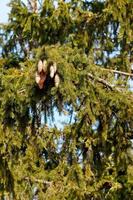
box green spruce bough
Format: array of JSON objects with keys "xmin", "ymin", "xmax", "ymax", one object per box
[{"xmin": 0, "ymin": 0, "xmax": 133, "ymax": 199}]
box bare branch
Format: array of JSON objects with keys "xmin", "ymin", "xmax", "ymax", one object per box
[{"xmin": 101, "ymin": 68, "xmax": 133, "ymax": 77}]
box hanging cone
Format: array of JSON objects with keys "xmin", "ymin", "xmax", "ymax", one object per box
[
  {"xmin": 53, "ymin": 62, "xmax": 57, "ymax": 73},
  {"xmin": 35, "ymin": 72, "xmax": 40, "ymax": 84},
  {"xmin": 38, "ymin": 60, "xmax": 43, "ymax": 73},
  {"xmin": 43, "ymin": 60, "xmax": 47, "ymax": 72},
  {"xmin": 54, "ymin": 74, "xmax": 60, "ymax": 87},
  {"xmin": 50, "ymin": 65, "xmax": 55, "ymax": 78},
  {"xmin": 39, "ymin": 71, "xmax": 47, "ymax": 89}
]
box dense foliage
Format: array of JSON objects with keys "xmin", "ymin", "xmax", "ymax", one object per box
[{"xmin": 0, "ymin": 0, "xmax": 133, "ymax": 199}]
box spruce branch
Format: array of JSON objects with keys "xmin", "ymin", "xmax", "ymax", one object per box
[
  {"xmin": 87, "ymin": 72, "xmax": 133, "ymax": 94},
  {"xmin": 87, "ymin": 73, "xmax": 115, "ymax": 91},
  {"xmin": 88, "ymin": 72, "xmax": 133, "ymax": 100}
]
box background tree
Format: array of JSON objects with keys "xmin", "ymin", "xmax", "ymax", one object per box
[{"xmin": 0, "ymin": 0, "xmax": 133, "ymax": 199}]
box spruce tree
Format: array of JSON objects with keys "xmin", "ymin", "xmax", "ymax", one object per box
[{"xmin": 0, "ymin": 0, "xmax": 133, "ymax": 199}]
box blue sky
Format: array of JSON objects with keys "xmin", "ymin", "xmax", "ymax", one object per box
[{"xmin": 0, "ymin": 0, "xmax": 10, "ymax": 23}]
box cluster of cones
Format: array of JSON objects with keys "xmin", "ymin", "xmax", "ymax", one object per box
[{"xmin": 35, "ymin": 60, "xmax": 60, "ymax": 89}]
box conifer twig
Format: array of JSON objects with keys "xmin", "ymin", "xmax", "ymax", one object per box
[
  {"xmin": 27, "ymin": 0, "xmax": 38, "ymax": 13},
  {"xmin": 24, "ymin": 177, "xmax": 53, "ymax": 186}
]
